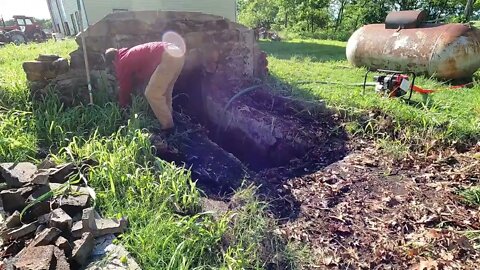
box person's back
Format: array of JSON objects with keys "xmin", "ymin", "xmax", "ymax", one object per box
[
  {"xmin": 114, "ymin": 42, "xmax": 167, "ymax": 106},
  {"xmin": 105, "ymin": 41, "xmax": 185, "ymax": 130},
  {"xmin": 116, "ymin": 42, "xmax": 167, "ymax": 83}
]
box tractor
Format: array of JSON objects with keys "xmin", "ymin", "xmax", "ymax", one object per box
[{"xmin": 0, "ymin": 15, "xmax": 47, "ymax": 45}]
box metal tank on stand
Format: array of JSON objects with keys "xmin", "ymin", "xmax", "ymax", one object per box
[{"xmin": 346, "ymin": 10, "xmax": 480, "ymax": 80}]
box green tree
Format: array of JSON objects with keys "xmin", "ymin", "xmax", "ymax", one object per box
[
  {"xmin": 238, "ymin": 0, "xmax": 279, "ymax": 28},
  {"xmin": 36, "ymin": 19, "xmax": 53, "ymax": 29},
  {"xmin": 237, "ymin": 0, "xmax": 480, "ymax": 38}
]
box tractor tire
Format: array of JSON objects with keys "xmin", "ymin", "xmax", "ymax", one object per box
[
  {"xmin": 0, "ymin": 31, "xmax": 8, "ymax": 43},
  {"xmin": 9, "ymin": 31, "xmax": 27, "ymax": 45},
  {"xmin": 32, "ymin": 30, "xmax": 47, "ymax": 42}
]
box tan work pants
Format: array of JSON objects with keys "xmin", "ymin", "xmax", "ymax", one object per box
[{"xmin": 145, "ymin": 44, "xmax": 185, "ymax": 130}]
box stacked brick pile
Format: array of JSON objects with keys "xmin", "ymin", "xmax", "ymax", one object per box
[
  {"xmin": 22, "ymin": 55, "xmax": 69, "ymax": 92},
  {"xmin": 22, "ymin": 53, "xmax": 116, "ymax": 106},
  {"xmin": 0, "ymin": 161, "xmax": 127, "ymax": 269}
]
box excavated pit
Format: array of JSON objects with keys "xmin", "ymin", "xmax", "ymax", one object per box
[{"xmin": 154, "ymin": 70, "xmax": 349, "ymax": 196}]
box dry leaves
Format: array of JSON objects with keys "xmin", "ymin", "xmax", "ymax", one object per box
[{"xmin": 277, "ymin": 144, "xmax": 480, "ymax": 269}]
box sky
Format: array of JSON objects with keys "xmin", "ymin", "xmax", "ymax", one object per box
[{"xmin": 0, "ymin": 0, "xmax": 51, "ymax": 20}]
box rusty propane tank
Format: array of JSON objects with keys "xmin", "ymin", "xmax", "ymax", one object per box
[{"xmin": 346, "ymin": 10, "xmax": 480, "ymax": 79}]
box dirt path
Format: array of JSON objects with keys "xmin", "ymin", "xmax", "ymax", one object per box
[{"xmin": 275, "ymin": 143, "xmax": 480, "ymax": 269}]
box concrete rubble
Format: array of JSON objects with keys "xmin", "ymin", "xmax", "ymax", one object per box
[
  {"xmin": 0, "ymin": 159, "xmax": 131, "ymax": 270},
  {"xmin": 0, "ymin": 163, "xmax": 38, "ymax": 188},
  {"xmin": 13, "ymin": 245, "xmax": 55, "ymax": 270},
  {"xmin": 85, "ymin": 234, "xmax": 141, "ymax": 270}
]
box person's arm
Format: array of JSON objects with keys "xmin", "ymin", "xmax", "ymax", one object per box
[{"xmin": 117, "ymin": 65, "xmax": 133, "ymax": 107}]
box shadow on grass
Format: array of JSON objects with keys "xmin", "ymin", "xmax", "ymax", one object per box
[{"xmin": 259, "ymin": 40, "xmax": 346, "ymax": 62}]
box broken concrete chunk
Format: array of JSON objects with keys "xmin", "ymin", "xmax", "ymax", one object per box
[
  {"xmin": 49, "ymin": 208, "xmax": 73, "ymax": 231},
  {"xmin": 81, "ymin": 207, "xmax": 96, "ymax": 231},
  {"xmin": 37, "ymin": 212, "xmax": 52, "ymax": 224},
  {"xmin": 55, "ymin": 236, "xmax": 71, "ymax": 255},
  {"xmin": 49, "ymin": 183, "xmax": 90, "ymax": 195},
  {"xmin": 85, "ymin": 238, "xmax": 141, "ymax": 270},
  {"xmin": 53, "ymin": 246, "xmax": 71, "ymax": 270},
  {"xmin": 30, "ymin": 227, "xmax": 61, "ymax": 247},
  {"xmin": 74, "ymin": 208, "xmax": 127, "ymax": 238},
  {"xmin": 37, "ymin": 159, "xmax": 57, "ymax": 170},
  {"xmin": 51, "ymin": 163, "xmax": 76, "ymax": 183},
  {"xmin": 30, "ymin": 170, "xmax": 50, "ymax": 185},
  {"xmin": 71, "ymin": 221, "xmax": 83, "ymax": 238},
  {"xmin": 35, "ymin": 224, "xmax": 46, "ymax": 235},
  {"xmin": 36, "ymin": 54, "xmax": 60, "ymax": 62},
  {"xmin": 72, "ymin": 232, "xmax": 94, "ymax": 266},
  {"xmin": 56, "ymin": 194, "xmax": 91, "ymax": 217},
  {"xmin": 22, "ymin": 185, "xmax": 52, "ymax": 222},
  {"xmin": 13, "ymin": 245, "xmax": 55, "ymax": 270},
  {"xmin": 3, "ymin": 222, "xmax": 37, "ymax": 241},
  {"xmin": 5, "ymin": 211, "xmax": 21, "ymax": 228},
  {"xmin": 0, "ymin": 186, "xmax": 35, "ymax": 212},
  {"xmin": 93, "ymin": 217, "xmax": 128, "ymax": 237},
  {"xmin": 0, "ymin": 162, "xmax": 37, "ymax": 188}
]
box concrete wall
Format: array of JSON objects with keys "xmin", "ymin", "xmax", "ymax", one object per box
[{"xmin": 82, "ymin": 0, "xmax": 236, "ymax": 26}]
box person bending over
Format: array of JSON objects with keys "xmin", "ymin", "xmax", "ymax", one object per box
[{"xmin": 105, "ymin": 42, "xmax": 185, "ymax": 130}]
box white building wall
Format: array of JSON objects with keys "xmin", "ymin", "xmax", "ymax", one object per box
[
  {"xmin": 47, "ymin": 0, "xmax": 64, "ymax": 33},
  {"xmin": 46, "ymin": 0, "xmax": 89, "ymax": 36},
  {"xmin": 83, "ymin": 0, "xmax": 236, "ymax": 26}
]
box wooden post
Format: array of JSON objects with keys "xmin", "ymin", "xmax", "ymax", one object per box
[{"xmin": 77, "ymin": 0, "xmax": 93, "ymax": 104}]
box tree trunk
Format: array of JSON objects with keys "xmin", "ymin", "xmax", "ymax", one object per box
[
  {"xmin": 465, "ymin": 0, "xmax": 476, "ymax": 22},
  {"xmin": 335, "ymin": 0, "xmax": 346, "ymax": 32}
]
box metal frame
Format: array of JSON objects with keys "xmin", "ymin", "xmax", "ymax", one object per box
[{"xmin": 363, "ymin": 69, "xmax": 417, "ymax": 100}]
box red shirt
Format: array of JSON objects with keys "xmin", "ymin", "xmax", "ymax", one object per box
[{"xmin": 114, "ymin": 42, "xmax": 167, "ymax": 107}]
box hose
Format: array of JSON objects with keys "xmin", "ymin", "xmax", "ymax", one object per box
[
  {"xmin": 215, "ymin": 84, "xmax": 266, "ymax": 139},
  {"xmin": 223, "ymin": 84, "xmax": 266, "ymax": 112},
  {"xmin": 294, "ymin": 80, "xmax": 376, "ymax": 86}
]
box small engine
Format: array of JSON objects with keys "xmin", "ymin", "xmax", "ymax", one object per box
[{"xmin": 373, "ymin": 74, "xmax": 410, "ymax": 97}]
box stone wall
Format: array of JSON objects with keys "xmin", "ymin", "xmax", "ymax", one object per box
[{"xmin": 71, "ymin": 11, "xmax": 267, "ymax": 81}]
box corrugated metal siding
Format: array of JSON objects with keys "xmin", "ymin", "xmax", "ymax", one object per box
[
  {"xmin": 47, "ymin": 0, "xmax": 63, "ymax": 33},
  {"xmin": 61, "ymin": 0, "xmax": 79, "ymax": 34},
  {"xmin": 83, "ymin": 0, "xmax": 236, "ymax": 25},
  {"xmin": 47, "ymin": 0, "xmax": 90, "ymax": 35}
]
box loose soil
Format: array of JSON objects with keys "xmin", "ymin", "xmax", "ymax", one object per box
[{"xmin": 276, "ymin": 143, "xmax": 480, "ymax": 269}]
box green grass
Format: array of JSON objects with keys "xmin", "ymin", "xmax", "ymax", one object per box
[
  {"xmin": 260, "ymin": 39, "xmax": 480, "ymax": 148},
  {"xmin": 461, "ymin": 187, "xmax": 480, "ymax": 206},
  {"xmin": 0, "ymin": 41, "xmax": 294, "ymax": 269}
]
